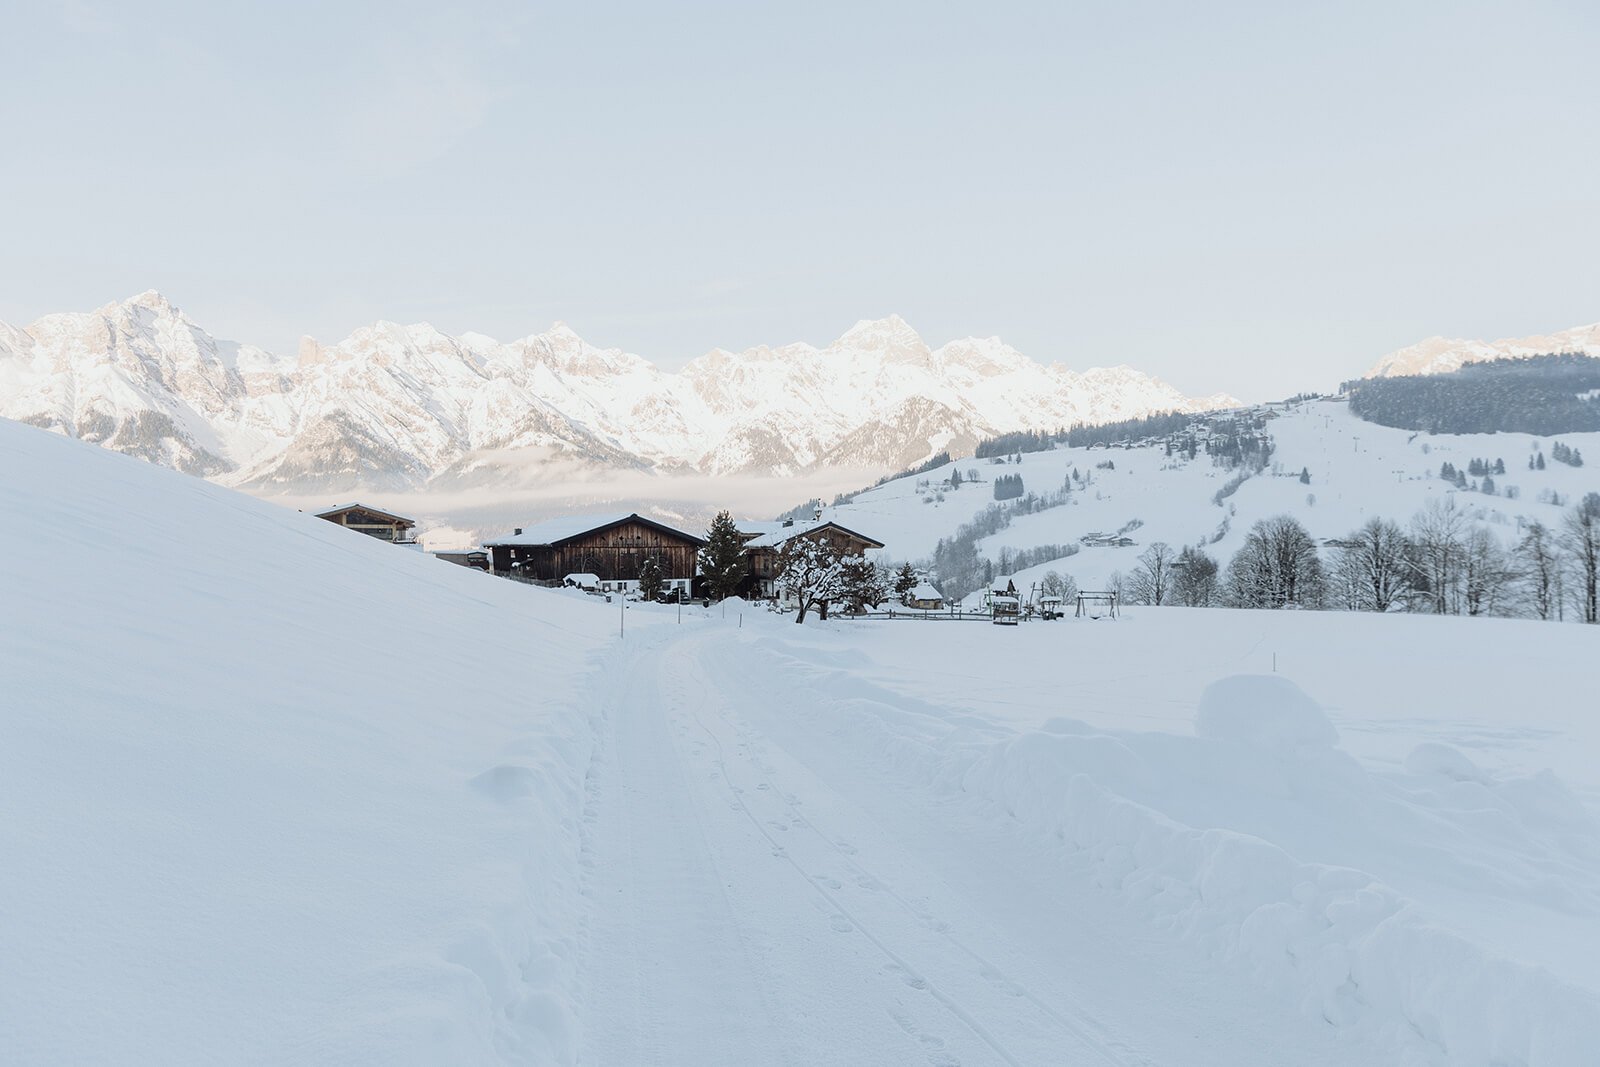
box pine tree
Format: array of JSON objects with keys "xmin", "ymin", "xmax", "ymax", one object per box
[
  {"xmin": 1299, "ymin": 467, "xmax": 1311, "ymax": 485},
  {"xmin": 1537, "ymin": 452, "xmax": 1547, "ymax": 470},
  {"xmin": 638, "ymin": 556, "xmax": 664, "ymax": 601},
  {"xmin": 894, "ymin": 562, "xmax": 918, "ymax": 603},
  {"xmin": 698, "ymin": 510, "xmax": 748, "ymax": 600}
]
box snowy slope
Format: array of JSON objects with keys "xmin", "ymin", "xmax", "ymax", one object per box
[
  {"xmin": 1366, "ymin": 323, "xmax": 1600, "ymax": 378},
  {"xmin": 0, "ymin": 418, "xmax": 624, "ymax": 1063},
  {"xmin": 7, "ymin": 413, "xmax": 1598, "ymax": 1065},
  {"xmin": 817, "ymin": 398, "xmax": 1600, "ymax": 590},
  {"xmin": 0, "ymin": 295, "xmax": 1231, "ymax": 493}
]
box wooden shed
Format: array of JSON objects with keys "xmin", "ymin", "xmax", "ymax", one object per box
[{"xmin": 483, "ymin": 513, "xmax": 705, "ymax": 596}]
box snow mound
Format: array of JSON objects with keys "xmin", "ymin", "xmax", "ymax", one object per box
[
  {"xmin": 1195, "ymin": 675, "xmax": 1339, "ymax": 749},
  {"xmin": 1404, "ymin": 742, "xmax": 1487, "ymax": 782}
]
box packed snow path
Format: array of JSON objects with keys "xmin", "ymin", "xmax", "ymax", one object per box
[{"xmin": 576, "ymin": 625, "xmax": 1385, "ymax": 1066}]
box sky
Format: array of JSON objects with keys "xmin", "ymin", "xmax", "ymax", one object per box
[{"xmin": 3, "ymin": 0, "xmax": 1598, "ymax": 399}]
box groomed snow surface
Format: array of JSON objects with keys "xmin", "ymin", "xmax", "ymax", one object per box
[{"xmin": 4, "ymin": 417, "xmax": 1598, "ymax": 1065}]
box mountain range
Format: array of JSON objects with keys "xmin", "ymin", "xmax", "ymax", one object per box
[{"xmin": 0, "ymin": 292, "xmax": 1236, "ymax": 493}]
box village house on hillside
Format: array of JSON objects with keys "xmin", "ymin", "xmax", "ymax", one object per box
[
  {"xmin": 737, "ymin": 519, "xmax": 885, "ymax": 599},
  {"xmin": 316, "ymin": 503, "xmax": 418, "ymax": 545},
  {"xmin": 482, "ymin": 513, "xmax": 704, "ymax": 598}
]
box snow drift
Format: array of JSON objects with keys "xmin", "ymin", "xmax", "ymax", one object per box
[
  {"xmin": 0, "ymin": 418, "xmax": 613, "ymax": 1064},
  {"xmin": 740, "ymin": 628, "xmax": 1600, "ymax": 1066}
]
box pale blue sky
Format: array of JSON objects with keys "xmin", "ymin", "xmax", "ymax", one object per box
[{"xmin": 3, "ymin": 0, "xmax": 1598, "ymax": 398}]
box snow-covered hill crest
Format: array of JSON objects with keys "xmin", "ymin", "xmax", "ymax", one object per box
[
  {"xmin": 1366, "ymin": 322, "xmax": 1600, "ymax": 378},
  {"xmin": 0, "ymin": 294, "xmax": 1234, "ymax": 492}
]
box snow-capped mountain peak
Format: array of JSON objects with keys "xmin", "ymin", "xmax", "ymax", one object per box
[
  {"xmin": 0, "ymin": 294, "xmax": 1237, "ymax": 493},
  {"xmin": 1367, "ymin": 322, "xmax": 1600, "ymax": 378}
]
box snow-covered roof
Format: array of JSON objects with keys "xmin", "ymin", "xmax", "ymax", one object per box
[
  {"xmin": 743, "ymin": 520, "xmax": 885, "ymax": 550},
  {"xmin": 908, "ymin": 581, "xmax": 944, "ymax": 600},
  {"xmin": 562, "ymin": 573, "xmax": 601, "ymax": 586},
  {"xmin": 316, "ymin": 502, "xmax": 414, "ymax": 524},
  {"xmin": 483, "ymin": 512, "xmax": 704, "ymax": 547}
]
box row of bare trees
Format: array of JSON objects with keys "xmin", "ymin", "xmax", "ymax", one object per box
[{"xmin": 1118, "ymin": 493, "xmax": 1600, "ymax": 622}]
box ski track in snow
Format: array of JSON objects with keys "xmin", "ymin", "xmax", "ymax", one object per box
[{"xmin": 575, "ymin": 626, "xmax": 1402, "ymax": 1066}]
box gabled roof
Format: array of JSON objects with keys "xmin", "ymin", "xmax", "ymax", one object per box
[
  {"xmin": 743, "ymin": 519, "xmax": 885, "ymax": 551},
  {"xmin": 908, "ymin": 581, "xmax": 944, "ymax": 601},
  {"xmin": 483, "ymin": 512, "xmax": 706, "ymax": 548},
  {"xmin": 316, "ymin": 503, "xmax": 415, "ymax": 526}
]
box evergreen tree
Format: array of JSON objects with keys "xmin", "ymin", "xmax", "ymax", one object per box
[
  {"xmin": 1494, "ymin": 458, "xmax": 1506, "ymax": 475},
  {"xmin": 893, "ymin": 562, "xmax": 919, "ymax": 603},
  {"xmin": 698, "ymin": 510, "xmax": 748, "ymax": 600},
  {"xmin": 638, "ymin": 556, "xmax": 664, "ymax": 601},
  {"xmin": 1299, "ymin": 467, "xmax": 1311, "ymax": 485}
]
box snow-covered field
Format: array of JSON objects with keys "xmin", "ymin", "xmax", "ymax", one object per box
[{"xmin": 5, "ymin": 415, "xmax": 1598, "ymax": 1065}]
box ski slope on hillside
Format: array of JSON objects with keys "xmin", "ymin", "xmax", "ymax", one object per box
[
  {"xmin": 5, "ymin": 415, "xmax": 1598, "ymax": 1065},
  {"xmin": 823, "ymin": 399, "xmax": 1600, "ymax": 591}
]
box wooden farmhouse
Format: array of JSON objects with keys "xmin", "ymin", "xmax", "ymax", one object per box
[
  {"xmin": 905, "ymin": 580, "xmax": 945, "ymax": 611},
  {"xmin": 738, "ymin": 519, "xmax": 885, "ymax": 599},
  {"xmin": 316, "ymin": 503, "xmax": 418, "ymax": 545},
  {"xmin": 483, "ymin": 513, "xmax": 705, "ymax": 597}
]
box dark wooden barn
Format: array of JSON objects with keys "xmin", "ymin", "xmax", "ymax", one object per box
[{"xmin": 483, "ymin": 513, "xmax": 705, "ymax": 594}]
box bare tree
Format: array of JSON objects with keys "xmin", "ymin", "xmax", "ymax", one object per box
[
  {"xmin": 839, "ymin": 556, "xmax": 890, "ymax": 614},
  {"xmin": 1040, "ymin": 570, "xmax": 1077, "ymax": 600},
  {"xmin": 1225, "ymin": 515, "xmax": 1325, "ymax": 609},
  {"xmin": 1460, "ymin": 528, "xmax": 1512, "ymax": 617},
  {"xmin": 1128, "ymin": 542, "xmax": 1176, "ymax": 605},
  {"xmin": 775, "ymin": 535, "xmax": 846, "ymax": 623},
  {"xmin": 1516, "ymin": 521, "xmax": 1562, "ymax": 620},
  {"xmin": 1172, "ymin": 546, "xmax": 1219, "ymax": 607},
  {"xmin": 1334, "ymin": 517, "xmax": 1412, "ymax": 612},
  {"xmin": 1410, "ymin": 497, "xmax": 1467, "ymax": 615},
  {"xmin": 1563, "ymin": 493, "xmax": 1600, "ymax": 624}
]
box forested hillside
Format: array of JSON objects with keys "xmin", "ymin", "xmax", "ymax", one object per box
[{"xmin": 1346, "ymin": 354, "xmax": 1600, "ymax": 434}]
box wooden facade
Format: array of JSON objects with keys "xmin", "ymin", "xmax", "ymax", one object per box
[
  {"xmin": 316, "ymin": 504, "xmax": 417, "ymax": 543},
  {"xmin": 745, "ymin": 521, "xmax": 885, "ymax": 598},
  {"xmin": 485, "ymin": 514, "xmax": 704, "ymax": 586}
]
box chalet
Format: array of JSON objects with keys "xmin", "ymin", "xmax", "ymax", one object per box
[
  {"xmin": 905, "ymin": 580, "xmax": 945, "ymax": 611},
  {"xmin": 482, "ymin": 513, "xmax": 704, "ymax": 598},
  {"xmin": 316, "ymin": 503, "xmax": 417, "ymax": 545},
  {"xmin": 739, "ymin": 519, "xmax": 885, "ymax": 599}
]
